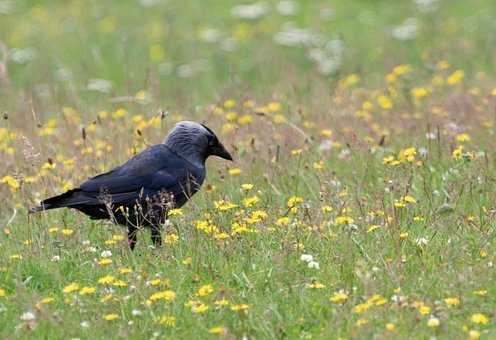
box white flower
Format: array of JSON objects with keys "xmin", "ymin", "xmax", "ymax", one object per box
[
  {"xmin": 307, "ymin": 261, "xmax": 320, "ymax": 270},
  {"xmin": 199, "ymin": 28, "xmax": 221, "ymax": 43},
  {"xmin": 51, "ymin": 255, "xmax": 60, "ymax": 262},
  {"xmin": 100, "ymin": 250, "xmax": 112, "ymax": 258},
  {"xmin": 231, "ymin": 2, "xmax": 269, "ymax": 19},
  {"xmin": 132, "ymin": 309, "xmax": 142, "ymax": 316},
  {"xmin": 9, "ymin": 48, "xmax": 37, "ymax": 64},
  {"xmin": 20, "ymin": 311, "xmax": 36, "ymax": 321},
  {"xmin": 0, "ymin": 1, "xmax": 14, "ymax": 14},
  {"xmin": 415, "ymin": 237, "xmax": 428, "ymax": 246},
  {"xmin": 300, "ymin": 254, "xmax": 314, "ymax": 262},
  {"xmin": 418, "ymin": 147, "xmax": 428, "ymax": 157},
  {"xmin": 138, "ymin": 0, "xmax": 163, "ymax": 7},
  {"xmin": 277, "ymin": 1, "xmax": 297, "ymax": 16},
  {"xmin": 392, "ymin": 18, "xmax": 418, "ymax": 41},
  {"xmin": 426, "ymin": 132, "xmax": 436, "ymax": 140},
  {"xmin": 415, "ymin": 0, "xmax": 439, "ymax": 12},
  {"xmin": 274, "ymin": 25, "xmax": 318, "ymax": 47},
  {"xmin": 80, "ymin": 321, "xmax": 90, "ymax": 328},
  {"xmin": 87, "ymin": 79, "xmax": 113, "ymax": 93}
]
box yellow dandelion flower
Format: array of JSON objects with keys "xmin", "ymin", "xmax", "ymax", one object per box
[
  {"xmin": 334, "ymin": 216, "xmax": 354, "ymax": 225},
  {"xmin": 40, "ymin": 297, "xmax": 54, "ymax": 304},
  {"xmin": 100, "ymin": 294, "xmax": 115, "ymax": 303},
  {"xmin": 148, "ymin": 290, "xmax": 176, "ymax": 303},
  {"xmin": 215, "ymin": 299, "xmax": 230, "ymax": 307},
  {"xmin": 230, "ymin": 304, "xmax": 249, "ymax": 312},
  {"xmin": 313, "ymin": 161, "xmax": 324, "ymax": 170},
  {"xmin": 287, "ymin": 196, "xmax": 304, "ymax": 208},
  {"xmin": 209, "ymin": 326, "xmax": 227, "ymax": 335},
  {"xmin": 214, "ymin": 200, "xmax": 238, "ymax": 211},
  {"xmin": 291, "ymin": 148, "xmax": 303, "ymax": 156},
  {"xmin": 98, "ymin": 275, "xmax": 115, "ymax": 285},
  {"xmin": 393, "ymin": 64, "xmax": 412, "ymax": 76},
  {"xmin": 471, "ymin": 313, "xmax": 489, "ymax": 325},
  {"xmin": 452, "ymin": 145, "xmax": 463, "ymax": 159},
  {"xmin": 62, "ymin": 283, "xmax": 80, "ymax": 294},
  {"xmin": 398, "ymin": 147, "xmax": 417, "ymax": 162},
  {"xmin": 228, "ymin": 168, "xmax": 242, "ymax": 176},
  {"xmin": 103, "ymin": 313, "xmax": 119, "ymax": 321},
  {"xmin": 223, "ymin": 99, "xmax": 236, "ymax": 109},
  {"xmin": 112, "ymin": 280, "xmax": 127, "ymax": 287},
  {"xmin": 377, "ymin": 95, "xmax": 393, "ymax": 110},
  {"xmin": 446, "ymin": 70, "xmax": 464, "ymax": 85},
  {"xmin": 276, "ymin": 217, "xmax": 291, "ymax": 227},
  {"xmin": 339, "ymin": 74, "xmax": 360, "ymax": 88},
  {"xmin": 241, "ymin": 183, "xmax": 254, "ymax": 191},
  {"xmin": 112, "ymin": 108, "xmax": 127, "ymax": 119},
  {"xmin": 320, "ymin": 129, "xmax": 333, "ymax": 138},
  {"xmin": 427, "ymin": 317, "xmax": 440, "ymax": 327},
  {"xmin": 243, "ymin": 100, "xmax": 255, "ymax": 108},
  {"xmin": 61, "ymin": 229, "xmax": 74, "ymax": 236},
  {"xmin": 98, "ymin": 258, "xmax": 113, "ymax": 266},
  {"xmin": 221, "ymin": 123, "xmax": 236, "ymax": 135},
  {"xmin": 356, "ymin": 318, "xmax": 368, "ymax": 327},
  {"xmin": 273, "ymin": 114, "xmax": 287, "ymax": 124},
  {"xmin": 267, "ymin": 102, "xmax": 282, "ymax": 112},
  {"xmin": 157, "ymin": 315, "xmax": 176, "ymax": 327},
  {"xmin": 79, "ymin": 287, "xmax": 96, "ymax": 295},
  {"xmin": 329, "ymin": 291, "xmax": 348, "ymax": 304},
  {"xmin": 165, "ymin": 234, "xmax": 179, "ymax": 244},
  {"xmin": 473, "ymin": 289, "xmax": 487, "ymax": 296},
  {"xmin": 444, "ymin": 297, "xmax": 460, "ymax": 307},
  {"xmin": 367, "ymin": 225, "xmax": 381, "ymax": 233},
  {"xmin": 0, "ymin": 288, "xmax": 6, "ymax": 297},
  {"xmin": 1, "ymin": 175, "xmax": 20, "ymax": 191},
  {"xmin": 469, "ymin": 330, "xmax": 481, "ymax": 339},
  {"xmin": 168, "ymin": 208, "xmax": 183, "ymax": 216},
  {"xmin": 456, "ymin": 133, "xmax": 471, "ymax": 142},
  {"xmin": 196, "ymin": 284, "xmax": 214, "ymax": 297},
  {"xmin": 386, "ymin": 323, "xmax": 395, "ymax": 331},
  {"xmin": 225, "ymin": 111, "xmax": 238, "ymax": 121},
  {"xmin": 308, "ymin": 282, "xmax": 326, "ymax": 289},
  {"xmin": 243, "ymin": 195, "xmax": 260, "ymax": 207},
  {"xmin": 192, "ymin": 303, "xmax": 209, "ymax": 314},
  {"xmin": 418, "ymin": 305, "xmax": 430, "ymax": 315},
  {"xmin": 411, "ymin": 87, "xmax": 429, "ymax": 100},
  {"xmin": 237, "ymin": 114, "xmax": 253, "ymax": 125}
]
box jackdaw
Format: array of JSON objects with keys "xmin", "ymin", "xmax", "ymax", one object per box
[{"xmin": 30, "ymin": 121, "xmax": 233, "ymax": 250}]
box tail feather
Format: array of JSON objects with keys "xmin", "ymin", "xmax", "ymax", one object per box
[{"xmin": 29, "ymin": 189, "xmax": 89, "ymax": 214}]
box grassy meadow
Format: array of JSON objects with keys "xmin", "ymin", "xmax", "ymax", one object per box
[{"xmin": 1, "ymin": 0, "xmax": 496, "ymax": 338}]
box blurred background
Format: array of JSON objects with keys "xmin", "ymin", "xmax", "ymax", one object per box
[
  {"xmin": 0, "ymin": 0, "xmax": 495, "ymax": 113},
  {"xmin": 1, "ymin": 0, "xmax": 496, "ymax": 204}
]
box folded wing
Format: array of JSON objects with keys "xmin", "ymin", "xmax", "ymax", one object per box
[{"xmin": 35, "ymin": 144, "xmax": 205, "ymax": 211}]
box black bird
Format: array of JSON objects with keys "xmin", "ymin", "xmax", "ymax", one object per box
[{"xmin": 30, "ymin": 121, "xmax": 233, "ymax": 250}]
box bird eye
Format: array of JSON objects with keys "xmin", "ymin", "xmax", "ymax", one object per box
[{"xmin": 208, "ymin": 139, "xmax": 216, "ymax": 147}]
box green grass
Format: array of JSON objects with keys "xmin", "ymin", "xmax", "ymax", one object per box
[{"xmin": 1, "ymin": 0, "xmax": 496, "ymax": 338}]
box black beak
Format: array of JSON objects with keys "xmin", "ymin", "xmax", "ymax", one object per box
[{"xmin": 211, "ymin": 143, "xmax": 233, "ymax": 161}]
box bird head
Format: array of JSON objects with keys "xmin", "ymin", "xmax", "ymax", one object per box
[{"xmin": 164, "ymin": 121, "xmax": 233, "ymax": 166}]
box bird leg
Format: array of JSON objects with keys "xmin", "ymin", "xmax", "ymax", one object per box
[
  {"xmin": 127, "ymin": 226, "xmax": 138, "ymax": 251},
  {"xmin": 150, "ymin": 225, "xmax": 162, "ymax": 248}
]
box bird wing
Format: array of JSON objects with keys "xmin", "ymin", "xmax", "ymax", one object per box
[{"xmin": 75, "ymin": 144, "xmax": 204, "ymax": 205}]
